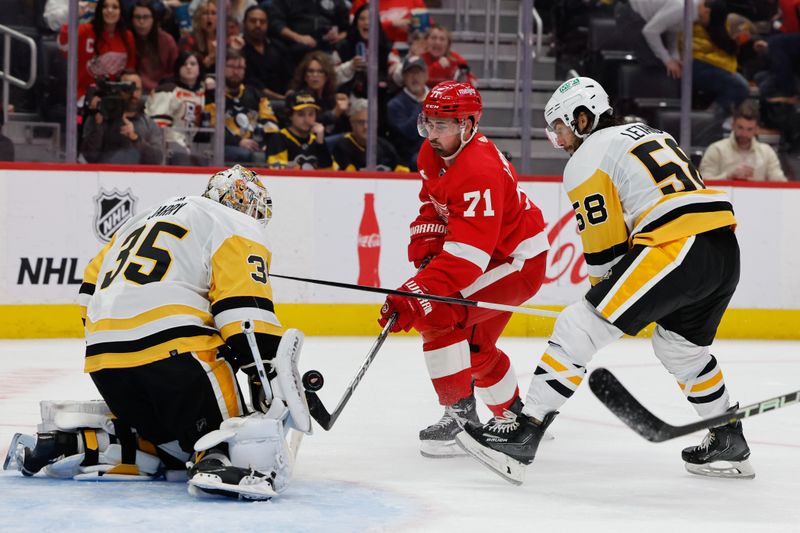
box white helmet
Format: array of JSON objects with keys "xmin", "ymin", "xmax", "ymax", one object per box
[
  {"xmin": 544, "ymin": 77, "xmax": 612, "ymax": 139},
  {"xmin": 203, "ymin": 164, "xmax": 273, "ymax": 225}
]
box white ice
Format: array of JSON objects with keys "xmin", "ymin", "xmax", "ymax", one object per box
[{"xmin": 1, "ymin": 337, "xmax": 799, "ymax": 532}]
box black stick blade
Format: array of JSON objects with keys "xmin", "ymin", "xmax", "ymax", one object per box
[
  {"xmin": 588, "ymin": 368, "xmax": 675, "ymax": 443},
  {"xmin": 305, "ymin": 390, "xmax": 332, "ymax": 431}
]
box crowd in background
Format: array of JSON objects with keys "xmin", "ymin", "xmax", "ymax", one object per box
[{"xmin": 0, "ymin": 0, "xmax": 798, "ymax": 181}]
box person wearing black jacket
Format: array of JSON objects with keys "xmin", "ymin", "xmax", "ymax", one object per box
[
  {"xmin": 241, "ymin": 6, "xmax": 292, "ymax": 100},
  {"xmin": 268, "ymin": 0, "xmax": 349, "ymax": 66}
]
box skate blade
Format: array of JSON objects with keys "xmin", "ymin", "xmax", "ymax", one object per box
[
  {"xmin": 188, "ymin": 473, "xmax": 277, "ymax": 501},
  {"xmin": 3, "ymin": 433, "xmax": 35, "ymax": 471},
  {"xmin": 420, "ymin": 439, "xmax": 468, "ymax": 458},
  {"xmin": 684, "ymin": 459, "xmax": 755, "ymax": 479},
  {"xmin": 454, "ymin": 431, "xmax": 526, "ymax": 486}
]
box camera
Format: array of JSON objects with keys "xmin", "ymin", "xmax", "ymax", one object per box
[{"xmin": 85, "ymin": 78, "xmax": 136, "ymax": 121}]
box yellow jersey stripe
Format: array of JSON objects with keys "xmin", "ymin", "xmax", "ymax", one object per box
[
  {"xmin": 691, "ymin": 370, "xmax": 723, "ymax": 393},
  {"xmin": 599, "ymin": 239, "xmax": 686, "ymax": 319},
  {"xmin": 86, "ymin": 305, "xmax": 214, "ymax": 333},
  {"xmin": 219, "ymin": 320, "xmax": 284, "ymax": 340},
  {"xmin": 84, "ymin": 335, "xmax": 224, "ymax": 373}
]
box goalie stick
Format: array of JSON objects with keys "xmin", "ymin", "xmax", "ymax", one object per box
[
  {"xmin": 589, "ymin": 367, "xmax": 800, "ymax": 442},
  {"xmin": 270, "ymin": 273, "xmax": 559, "ymax": 318}
]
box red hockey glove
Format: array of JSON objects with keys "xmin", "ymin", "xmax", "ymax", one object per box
[
  {"xmin": 408, "ymin": 219, "xmax": 446, "ymax": 268},
  {"xmin": 378, "ymin": 279, "xmax": 434, "ymax": 332}
]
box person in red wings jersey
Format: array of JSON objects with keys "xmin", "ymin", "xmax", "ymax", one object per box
[{"xmin": 379, "ymin": 81, "xmax": 550, "ymax": 457}]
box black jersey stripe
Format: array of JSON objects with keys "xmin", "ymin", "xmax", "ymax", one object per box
[
  {"xmin": 688, "ymin": 384, "xmax": 727, "ymax": 404},
  {"xmin": 211, "ymin": 296, "xmax": 275, "ymax": 315},
  {"xmin": 584, "ymin": 240, "xmax": 632, "ymax": 267},
  {"xmin": 636, "ymin": 201, "xmax": 734, "ymax": 236},
  {"xmin": 85, "ymin": 325, "xmax": 218, "ymax": 356},
  {"xmin": 79, "ymin": 282, "xmax": 96, "ymax": 296}
]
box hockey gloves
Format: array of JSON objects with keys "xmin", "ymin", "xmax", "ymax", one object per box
[
  {"xmin": 408, "ymin": 219, "xmax": 446, "ymax": 268},
  {"xmin": 379, "ymin": 279, "xmax": 434, "ymax": 332}
]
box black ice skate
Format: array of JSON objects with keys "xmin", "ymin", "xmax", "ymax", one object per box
[
  {"xmin": 4, "ymin": 431, "xmax": 79, "ymax": 476},
  {"xmin": 455, "ymin": 398, "xmax": 557, "ymax": 485},
  {"xmin": 188, "ymin": 452, "xmax": 278, "ymax": 501},
  {"xmin": 682, "ymin": 418, "xmax": 755, "ymax": 479},
  {"xmin": 419, "ymin": 394, "xmax": 479, "ymax": 458}
]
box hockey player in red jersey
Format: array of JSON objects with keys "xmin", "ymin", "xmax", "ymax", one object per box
[{"xmin": 378, "ymin": 81, "xmax": 550, "ymax": 457}]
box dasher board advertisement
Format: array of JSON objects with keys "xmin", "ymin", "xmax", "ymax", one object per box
[{"xmin": 0, "ymin": 166, "xmax": 799, "ymax": 338}]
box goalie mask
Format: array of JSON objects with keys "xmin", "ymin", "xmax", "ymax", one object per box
[
  {"xmin": 544, "ymin": 76, "xmax": 611, "ymax": 144},
  {"xmin": 203, "ymin": 165, "xmax": 273, "ymax": 225}
]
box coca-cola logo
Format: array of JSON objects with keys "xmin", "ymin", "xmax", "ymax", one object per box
[
  {"xmin": 543, "ymin": 211, "xmax": 588, "ymax": 286},
  {"xmin": 358, "ymin": 233, "xmax": 381, "ymax": 248}
]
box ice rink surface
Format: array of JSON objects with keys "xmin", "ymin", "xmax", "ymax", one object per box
[{"xmin": 1, "ymin": 336, "xmax": 798, "ymax": 533}]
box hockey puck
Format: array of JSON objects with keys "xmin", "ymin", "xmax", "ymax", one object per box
[{"xmin": 303, "ymin": 370, "xmax": 324, "ymax": 391}]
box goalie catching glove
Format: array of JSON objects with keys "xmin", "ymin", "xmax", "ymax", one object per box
[
  {"xmin": 408, "ymin": 218, "xmax": 446, "ymax": 268},
  {"xmin": 378, "ymin": 278, "xmax": 434, "ymax": 332}
]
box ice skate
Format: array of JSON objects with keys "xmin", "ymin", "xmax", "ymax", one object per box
[
  {"xmin": 456, "ymin": 398, "xmax": 557, "ymax": 485},
  {"xmin": 682, "ymin": 419, "xmax": 755, "ymax": 479},
  {"xmin": 419, "ymin": 394, "xmax": 479, "ymax": 458},
  {"xmin": 188, "ymin": 452, "xmax": 278, "ymax": 501}
]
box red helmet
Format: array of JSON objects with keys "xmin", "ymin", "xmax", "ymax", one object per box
[{"xmin": 422, "ymin": 81, "xmax": 482, "ymax": 124}]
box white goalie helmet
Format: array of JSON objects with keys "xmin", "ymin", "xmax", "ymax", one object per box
[
  {"xmin": 203, "ymin": 164, "xmax": 273, "ymax": 225},
  {"xmin": 544, "ymin": 77, "xmax": 612, "ymax": 142}
]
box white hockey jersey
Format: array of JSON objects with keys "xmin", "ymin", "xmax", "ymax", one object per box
[
  {"xmin": 563, "ymin": 122, "xmax": 736, "ymax": 284},
  {"xmin": 78, "ymin": 195, "xmax": 283, "ymax": 373}
]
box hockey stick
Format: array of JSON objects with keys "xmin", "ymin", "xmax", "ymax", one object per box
[
  {"xmin": 269, "ymin": 273, "xmax": 559, "ymax": 318},
  {"xmin": 304, "ymin": 312, "xmax": 398, "ymax": 430},
  {"xmin": 589, "ymin": 367, "xmax": 800, "ymax": 442},
  {"xmin": 303, "ymin": 258, "xmax": 432, "ymax": 430},
  {"xmin": 242, "ymin": 320, "xmax": 274, "ymax": 405}
]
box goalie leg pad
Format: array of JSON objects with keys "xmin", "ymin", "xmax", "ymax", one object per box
[
  {"xmin": 271, "ymin": 329, "xmax": 312, "ymax": 434},
  {"xmin": 193, "ymin": 413, "xmax": 293, "ymax": 495}
]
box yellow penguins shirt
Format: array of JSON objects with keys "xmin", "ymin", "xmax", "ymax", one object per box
[
  {"xmin": 77, "ymin": 196, "xmax": 283, "ymax": 373},
  {"xmin": 563, "ymin": 122, "xmax": 736, "ymax": 285}
]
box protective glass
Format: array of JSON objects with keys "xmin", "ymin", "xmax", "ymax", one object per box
[{"xmin": 417, "ymin": 114, "xmax": 463, "ymax": 139}]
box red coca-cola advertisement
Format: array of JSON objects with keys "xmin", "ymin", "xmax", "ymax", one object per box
[
  {"xmin": 357, "ymin": 192, "xmax": 381, "ymax": 286},
  {"xmin": 543, "ymin": 210, "xmax": 588, "ymax": 286}
]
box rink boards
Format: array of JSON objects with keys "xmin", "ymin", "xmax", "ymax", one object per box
[{"xmin": 0, "ymin": 164, "xmax": 798, "ymax": 338}]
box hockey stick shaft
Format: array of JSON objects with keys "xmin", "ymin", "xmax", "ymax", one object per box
[
  {"xmin": 305, "ymin": 312, "xmax": 397, "ymax": 431},
  {"xmin": 242, "ymin": 320, "xmax": 273, "ymax": 404},
  {"xmin": 270, "ymin": 273, "xmax": 559, "ymax": 318},
  {"xmin": 589, "ymin": 368, "xmax": 800, "ymax": 442}
]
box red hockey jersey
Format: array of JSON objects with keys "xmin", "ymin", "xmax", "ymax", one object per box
[{"xmin": 413, "ymin": 133, "xmax": 549, "ymax": 297}]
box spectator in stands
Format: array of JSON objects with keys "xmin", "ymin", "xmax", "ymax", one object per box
[
  {"xmin": 699, "ymin": 101, "xmax": 787, "ymax": 181},
  {"xmin": 81, "ymin": 70, "xmax": 164, "ymax": 164},
  {"xmin": 614, "ymin": 0, "xmax": 692, "ymax": 79},
  {"xmin": 387, "ymin": 55, "xmax": 427, "ymax": 170},
  {"xmin": 332, "ymin": 98, "xmax": 407, "ymax": 172},
  {"xmin": 180, "ymin": 0, "xmax": 218, "ymax": 70},
  {"xmin": 59, "ymin": 0, "xmax": 136, "ymax": 103},
  {"xmin": 268, "ymin": 0, "xmax": 349, "ymax": 66},
  {"xmin": 753, "ymin": 0, "xmax": 800, "ymax": 102},
  {"xmin": 131, "ymin": 0, "xmax": 179, "ymax": 93},
  {"xmin": 421, "ymin": 24, "xmax": 476, "ymax": 87},
  {"xmin": 289, "ymin": 50, "xmax": 349, "ymax": 134},
  {"xmin": 692, "ymin": 0, "xmax": 750, "ymax": 118},
  {"xmin": 241, "ymin": 6, "xmax": 292, "ymax": 100},
  {"xmin": 349, "ymin": 0, "xmax": 431, "ymax": 51},
  {"xmin": 189, "ymin": 0, "xmax": 255, "ymax": 25},
  {"xmin": 264, "ymin": 90, "xmax": 333, "ymax": 169},
  {"xmin": 205, "ymin": 47, "xmax": 279, "ymax": 163},
  {"xmin": 334, "ymin": 4, "xmax": 391, "ymax": 99},
  {"xmin": 44, "ymin": 0, "xmax": 96, "ymax": 33},
  {"xmin": 145, "ymin": 51, "xmax": 208, "ymax": 165},
  {"xmin": 389, "ymin": 29, "xmax": 426, "ymax": 87}
]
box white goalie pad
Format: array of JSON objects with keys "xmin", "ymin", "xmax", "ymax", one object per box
[
  {"xmin": 272, "ymin": 329, "xmax": 312, "ymax": 434},
  {"xmin": 37, "ymin": 400, "xmax": 112, "ymax": 432},
  {"xmin": 194, "ymin": 413, "xmax": 293, "ymax": 494}
]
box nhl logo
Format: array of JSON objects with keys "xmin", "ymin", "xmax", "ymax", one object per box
[{"xmin": 93, "ymin": 188, "xmax": 137, "ymax": 243}]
